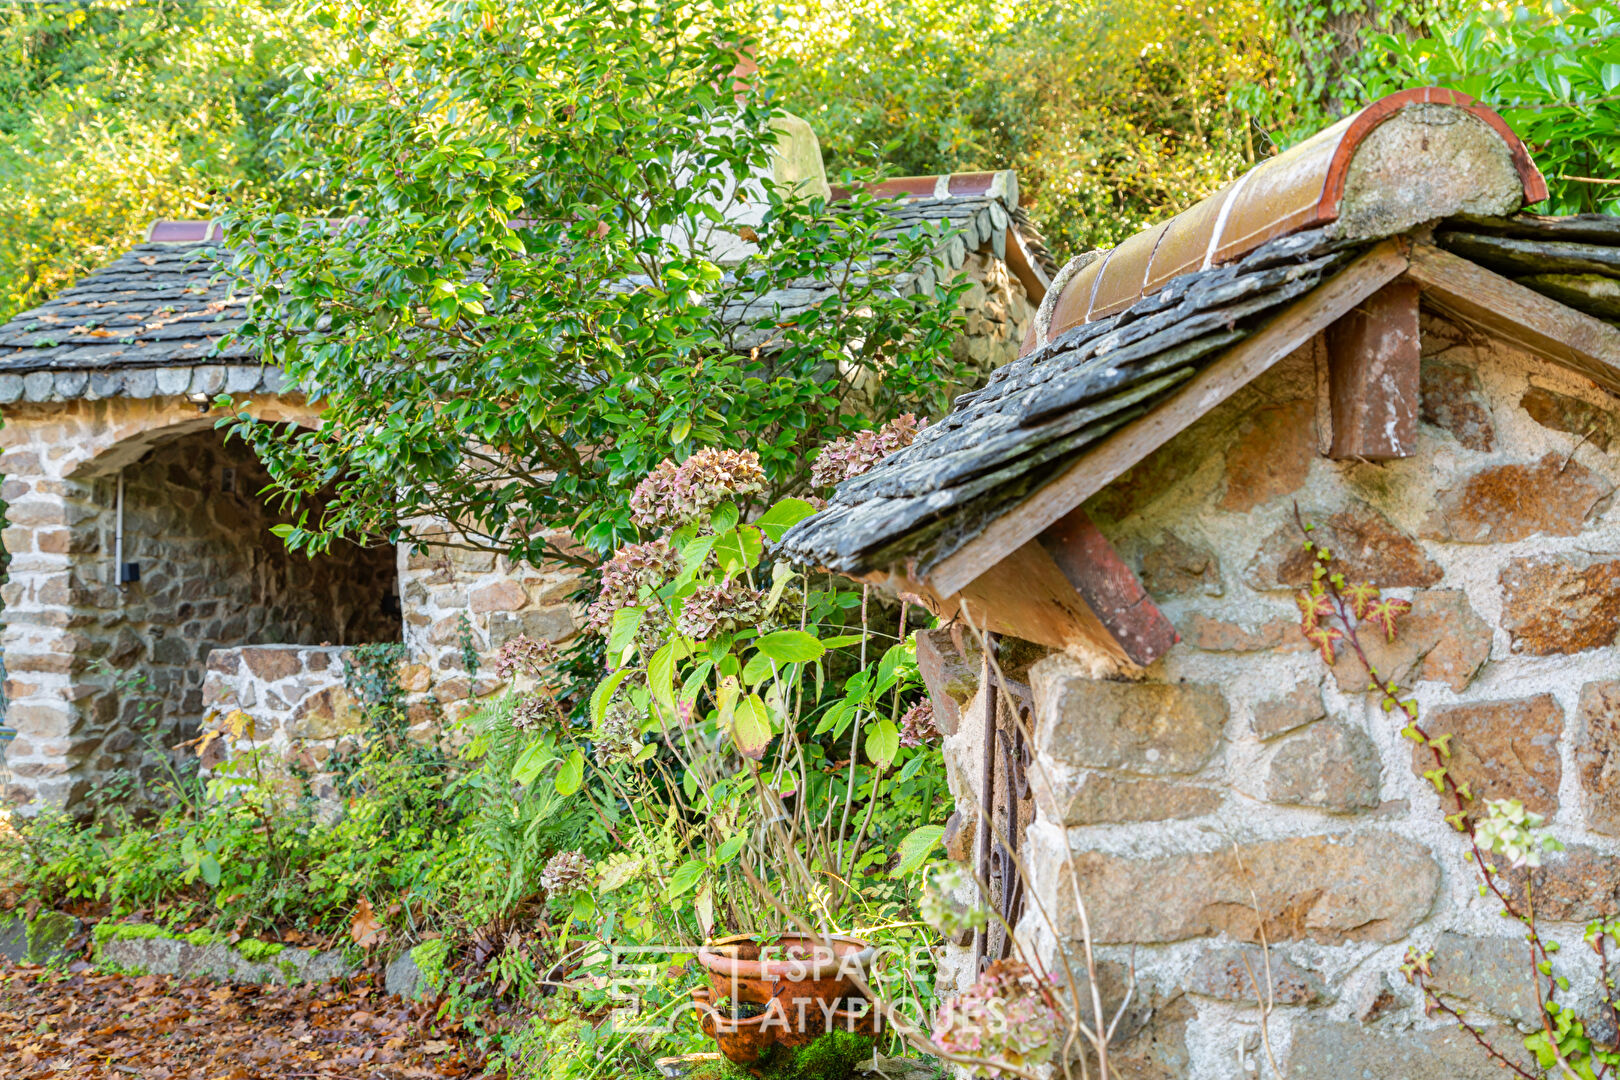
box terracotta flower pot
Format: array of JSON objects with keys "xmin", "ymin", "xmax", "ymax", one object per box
[{"xmin": 696, "ymin": 932, "xmax": 874, "ymax": 1011}]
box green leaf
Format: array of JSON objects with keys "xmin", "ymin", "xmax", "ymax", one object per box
[
  {"xmin": 511, "ymin": 740, "xmax": 551, "ymax": 786},
  {"xmin": 648, "ymin": 642, "xmax": 677, "ymax": 710},
  {"xmin": 555, "ymin": 747, "xmax": 584, "ymax": 796},
  {"xmin": 709, "ymin": 500, "xmax": 739, "ymax": 535},
  {"xmin": 755, "ymin": 629, "xmax": 825, "ymax": 664},
  {"xmin": 608, "ymin": 606, "xmax": 644, "ymax": 662},
  {"xmin": 717, "ymin": 831, "xmax": 748, "ymax": 863},
  {"xmin": 591, "ymin": 667, "xmax": 633, "ymax": 726},
  {"xmin": 667, "ymin": 859, "xmax": 706, "ymax": 901},
  {"xmin": 866, "ymin": 718, "xmax": 900, "ymax": 769},
  {"xmin": 714, "ymin": 524, "xmax": 764, "ymax": 573},
  {"xmin": 891, "ymin": 825, "xmax": 945, "ymax": 878},
  {"xmin": 199, "ymin": 854, "xmax": 222, "ymax": 888},
  {"xmin": 730, "ymin": 694, "xmax": 774, "ymax": 760},
  {"xmin": 755, "ymin": 498, "xmax": 816, "ymax": 542}
]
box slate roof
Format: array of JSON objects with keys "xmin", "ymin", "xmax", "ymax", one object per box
[
  {"xmin": 0, "ymin": 178, "xmax": 1042, "ymax": 400},
  {"xmin": 777, "ymin": 228, "xmax": 1362, "ymax": 575},
  {"xmin": 0, "ymin": 242, "xmax": 250, "ymax": 376}
]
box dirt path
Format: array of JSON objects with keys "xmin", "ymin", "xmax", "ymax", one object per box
[{"xmin": 0, "ymin": 960, "xmax": 494, "ymax": 1079}]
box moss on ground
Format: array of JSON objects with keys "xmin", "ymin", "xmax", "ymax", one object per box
[
  {"xmin": 235, "ymin": 938, "xmax": 286, "ymax": 962},
  {"xmin": 686, "ymin": 1029, "xmax": 877, "ymax": 1080}
]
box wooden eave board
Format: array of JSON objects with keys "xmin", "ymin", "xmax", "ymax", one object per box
[
  {"xmin": 927, "ymin": 238, "xmax": 1413, "ymax": 598},
  {"xmin": 1405, "ymin": 242, "xmax": 1620, "ymax": 394}
]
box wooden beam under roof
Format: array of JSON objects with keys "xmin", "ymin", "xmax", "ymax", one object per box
[
  {"xmin": 1326, "ymin": 279, "xmax": 1421, "ymax": 460},
  {"xmin": 1405, "ymin": 242, "xmax": 1620, "ymax": 394},
  {"xmin": 926, "ymin": 237, "xmax": 1413, "ymax": 599}
]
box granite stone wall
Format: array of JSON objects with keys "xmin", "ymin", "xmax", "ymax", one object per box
[{"xmin": 932, "ymin": 320, "xmax": 1620, "ymax": 1078}]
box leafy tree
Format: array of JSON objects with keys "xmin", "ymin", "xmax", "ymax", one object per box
[
  {"xmin": 1364, "ymin": 0, "xmax": 1620, "ymax": 215},
  {"xmin": 771, "ymin": 0, "xmax": 1279, "ymax": 256},
  {"xmin": 224, "ymin": 0, "xmax": 967, "ymax": 568},
  {"xmin": 0, "ymin": 0, "xmax": 314, "ymax": 321}
]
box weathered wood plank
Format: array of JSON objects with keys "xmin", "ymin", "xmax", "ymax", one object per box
[
  {"xmin": 1447, "ymin": 213, "xmax": 1620, "ymax": 245},
  {"xmin": 1436, "ymin": 231, "xmax": 1620, "ymax": 277},
  {"xmin": 1037, "ymin": 507, "xmax": 1179, "ymax": 666},
  {"xmin": 856, "ymin": 542, "xmax": 1134, "ymax": 668},
  {"xmin": 1405, "ymin": 243, "xmax": 1620, "ymax": 395},
  {"xmin": 926, "ymin": 238, "xmax": 1412, "ymax": 598},
  {"xmin": 1326, "ymin": 279, "xmax": 1420, "ymax": 459}
]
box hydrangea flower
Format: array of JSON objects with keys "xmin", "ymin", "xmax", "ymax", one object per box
[
  {"xmin": 932, "ymin": 959, "xmax": 1062, "ymax": 1077},
  {"xmin": 494, "ymin": 635, "xmax": 558, "ymax": 681},
  {"xmin": 629, "ymin": 448, "xmax": 766, "ymax": 528},
  {"xmin": 675, "ymin": 578, "xmax": 765, "ymax": 640},
  {"xmin": 810, "ymin": 413, "xmax": 926, "ymax": 489},
  {"xmin": 594, "ymin": 698, "xmax": 643, "ymax": 767},
  {"xmin": 540, "ymin": 849, "xmax": 593, "ymax": 895},
  {"xmin": 586, "ymin": 538, "xmax": 683, "ymax": 637},
  {"xmin": 899, "ymin": 700, "xmax": 940, "ymax": 748},
  {"xmin": 511, "ymin": 693, "xmax": 563, "ymax": 732}
]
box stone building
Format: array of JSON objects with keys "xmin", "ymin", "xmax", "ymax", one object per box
[
  {"xmin": 782, "ymin": 88, "xmax": 1620, "ymax": 1076},
  {"xmin": 0, "ymin": 171, "xmax": 1053, "ymax": 809}
]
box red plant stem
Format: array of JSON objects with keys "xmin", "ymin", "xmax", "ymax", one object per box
[
  {"xmin": 1294, "ymin": 506, "xmax": 1569, "ymax": 1065},
  {"xmin": 1419, "ymin": 983, "xmax": 1541, "ymax": 1080}
]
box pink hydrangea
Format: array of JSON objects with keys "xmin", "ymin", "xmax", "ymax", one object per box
[
  {"xmin": 899, "ymin": 700, "xmax": 940, "ymax": 748},
  {"xmin": 511, "ymin": 693, "xmax": 563, "ymax": 732},
  {"xmin": 629, "ymin": 448, "xmax": 766, "ymax": 528},
  {"xmin": 810, "ymin": 413, "xmax": 927, "ymax": 489},
  {"xmin": 586, "ymin": 538, "xmax": 683, "ymax": 637},
  {"xmin": 674, "ymin": 578, "xmax": 765, "ymax": 640},
  {"xmin": 932, "ymin": 960, "xmax": 1063, "ymax": 1077},
  {"xmin": 494, "ymin": 635, "xmax": 558, "ymax": 681}
]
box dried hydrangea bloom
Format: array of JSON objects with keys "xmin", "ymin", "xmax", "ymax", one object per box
[
  {"xmin": 899, "ymin": 700, "xmax": 940, "ymax": 748},
  {"xmin": 809, "ymin": 413, "xmax": 927, "ymax": 489},
  {"xmin": 594, "ymin": 698, "xmax": 642, "ymax": 767},
  {"xmin": 511, "ymin": 693, "xmax": 562, "ymax": 732},
  {"xmin": 540, "ymin": 849, "xmax": 593, "ymax": 896},
  {"xmin": 629, "ymin": 448, "xmax": 767, "ymax": 528},
  {"xmin": 675, "ymin": 577, "xmax": 765, "ymax": 640},
  {"xmin": 494, "ymin": 635, "xmax": 558, "ymax": 681},
  {"xmin": 931, "ymin": 959, "xmax": 1062, "ymax": 1077},
  {"xmin": 586, "ymin": 537, "xmax": 683, "ymax": 637}
]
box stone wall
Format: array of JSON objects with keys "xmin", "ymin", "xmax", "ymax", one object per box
[
  {"xmin": 395, "ymin": 523, "xmax": 584, "ymax": 726},
  {"xmin": 0, "ymin": 393, "xmax": 396, "ymax": 808},
  {"xmin": 935, "ymin": 320, "xmax": 1620, "ymax": 1077},
  {"xmin": 201, "ymin": 645, "xmax": 359, "ymax": 796},
  {"xmin": 952, "ymin": 250, "xmax": 1035, "ymax": 377}
]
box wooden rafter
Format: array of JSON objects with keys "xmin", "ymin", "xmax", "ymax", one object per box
[{"xmin": 1405, "ymin": 242, "xmax": 1620, "ymax": 394}]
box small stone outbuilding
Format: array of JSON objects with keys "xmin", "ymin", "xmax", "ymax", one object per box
[
  {"xmin": 783, "ymin": 88, "xmax": 1620, "ymax": 1077},
  {"xmin": 0, "ymin": 170, "xmax": 1053, "ymax": 809}
]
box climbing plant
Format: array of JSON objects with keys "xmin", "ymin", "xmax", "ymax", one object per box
[{"xmin": 1295, "ymin": 508, "xmax": 1619, "ymax": 1079}]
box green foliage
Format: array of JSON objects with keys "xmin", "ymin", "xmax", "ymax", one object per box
[
  {"xmin": 773, "ymin": 0, "xmax": 1278, "ymax": 255},
  {"xmin": 221, "ymin": 0, "xmax": 968, "ymax": 567},
  {"xmin": 0, "ymin": 0, "xmax": 317, "ymax": 321},
  {"xmin": 1250, "ymin": 0, "xmax": 1467, "ymax": 142},
  {"xmin": 1363, "ymin": 0, "xmax": 1620, "ymax": 214}
]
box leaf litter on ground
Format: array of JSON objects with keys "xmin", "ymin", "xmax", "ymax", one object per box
[{"xmin": 0, "ymin": 958, "xmax": 499, "ymax": 1079}]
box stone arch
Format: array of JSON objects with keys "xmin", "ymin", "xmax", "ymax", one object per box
[{"xmin": 0, "ymin": 391, "xmax": 401, "ymax": 809}]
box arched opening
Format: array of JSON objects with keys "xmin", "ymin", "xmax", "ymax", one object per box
[{"xmin": 71, "ymin": 422, "xmax": 401, "ymax": 803}]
